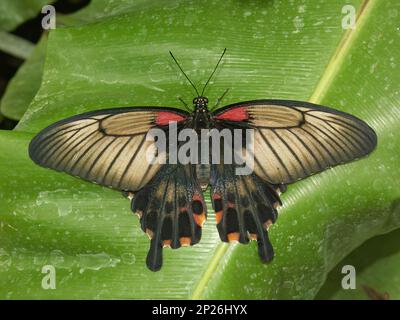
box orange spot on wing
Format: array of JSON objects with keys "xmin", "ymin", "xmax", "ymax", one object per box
[
  {"xmin": 163, "ymin": 240, "xmax": 172, "ymax": 247},
  {"xmin": 215, "ymin": 210, "xmax": 223, "ymax": 224},
  {"xmin": 180, "ymin": 237, "xmax": 191, "ymax": 246},
  {"xmin": 194, "ymin": 212, "xmax": 206, "ymax": 227},
  {"xmin": 227, "ymin": 232, "xmax": 240, "ymax": 242}
]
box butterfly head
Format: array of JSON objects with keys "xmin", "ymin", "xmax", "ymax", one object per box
[
  {"xmin": 169, "ymin": 49, "xmax": 226, "ymax": 115},
  {"xmin": 193, "ymin": 96, "xmax": 209, "ymax": 112}
]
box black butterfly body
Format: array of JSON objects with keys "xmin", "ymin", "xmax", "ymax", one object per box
[{"xmin": 29, "ymin": 97, "xmax": 377, "ymax": 271}]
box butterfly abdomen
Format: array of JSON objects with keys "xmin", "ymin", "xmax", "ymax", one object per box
[{"xmin": 196, "ymin": 163, "xmax": 210, "ymax": 191}]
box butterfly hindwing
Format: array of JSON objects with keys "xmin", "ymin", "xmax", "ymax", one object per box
[
  {"xmin": 29, "ymin": 107, "xmax": 188, "ymax": 192},
  {"xmin": 211, "ymin": 99, "xmax": 376, "ymax": 262},
  {"xmin": 131, "ymin": 163, "xmax": 206, "ymax": 271},
  {"xmin": 210, "ymin": 162, "xmax": 284, "ymax": 262},
  {"xmin": 214, "ymin": 100, "xmax": 377, "ymax": 184}
]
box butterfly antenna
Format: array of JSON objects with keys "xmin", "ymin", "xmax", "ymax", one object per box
[
  {"xmin": 169, "ymin": 51, "xmax": 200, "ymax": 97},
  {"xmin": 201, "ymin": 48, "xmax": 226, "ymax": 96},
  {"xmin": 178, "ymin": 97, "xmax": 192, "ymax": 112}
]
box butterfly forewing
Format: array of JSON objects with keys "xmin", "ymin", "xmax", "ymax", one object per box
[
  {"xmin": 210, "ymin": 99, "xmax": 376, "ymax": 263},
  {"xmin": 29, "ymin": 107, "xmax": 188, "ymax": 192},
  {"xmin": 214, "ymin": 100, "xmax": 377, "ymax": 184}
]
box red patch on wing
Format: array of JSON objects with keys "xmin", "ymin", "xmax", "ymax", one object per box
[
  {"xmin": 212, "ymin": 193, "xmax": 221, "ymax": 200},
  {"xmin": 192, "ymin": 194, "xmax": 202, "ymax": 201},
  {"xmin": 155, "ymin": 112, "xmax": 186, "ymax": 126},
  {"xmin": 215, "ymin": 107, "xmax": 248, "ymax": 122}
]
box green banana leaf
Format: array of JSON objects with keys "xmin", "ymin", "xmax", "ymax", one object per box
[
  {"xmin": 0, "ymin": 0, "xmax": 56, "ymax": 119},
  {"xmin": 1, "ymin": 0, "xmax": 145, "ymax": 120},
  {"xmin": 317, "ymin": 227, "xmax": 400, "ymax": 300},
  {"xmin": 0, "ymin": 0, "xmax": 50, "ymax": 31},
  {"xmin": 0, "ymin": 34, "xmax": 48, "ymax": 120},
  {"xmin": 0, "ymin": 0, "xmax": 399, "ymax": 299}
]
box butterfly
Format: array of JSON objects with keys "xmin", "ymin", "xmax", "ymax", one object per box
[{"xmin": 29, "ymin": 49, "xmax": 377, "ymax": 271}]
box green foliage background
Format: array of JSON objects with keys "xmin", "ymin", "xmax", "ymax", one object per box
[{"xmin": 0, "ymin": 0, "xmax": 399, "ymax": 299}]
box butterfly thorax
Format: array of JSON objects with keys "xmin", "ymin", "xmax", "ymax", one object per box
[{"xmin": 192, "ymin": 96, "xmax": 211, "ymax": 130}]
